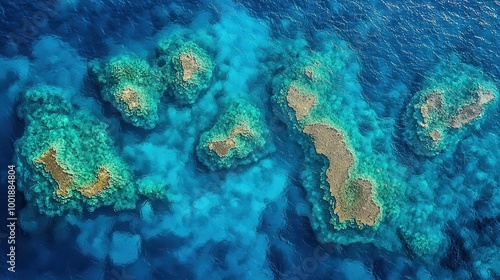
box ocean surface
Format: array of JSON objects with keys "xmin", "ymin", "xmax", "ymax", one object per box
[{"xmin": 1, "ymin": 0, "xmax": 499, "ymax": 279}]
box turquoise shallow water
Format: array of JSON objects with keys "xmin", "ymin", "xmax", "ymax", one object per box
[{"xmin": 0, "ymin": 0, "xmax": 500, "ymax": 279}]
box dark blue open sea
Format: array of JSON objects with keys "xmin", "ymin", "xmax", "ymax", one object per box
[{"xmin": 1, "ymin": 0, "xmax": 500, "ymax": 279}]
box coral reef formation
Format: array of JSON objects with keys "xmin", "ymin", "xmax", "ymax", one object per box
[
  {"xmin": 303, "ymin": 124, "xmax": 380, "ymax": 226},
  {"xmin": 157, "ymin": 39, "xmax": 214, "ymax": 105},
  {"xmin": 404, "ymin": 55, "xmax": 498, "ymax": 156},
  {"xmin": 15, "ymin": 85, "xmax": 139, "ymax": 216},
  {"xmin": 270, "ymin": 32, "xmax": 405, "ymax": 251},
  {"xmin": 196, "ymin": 101, "xmax": 269, "ymax": 170},
  {"xmin": 273, "ymin": 52, "xmax": 384, "ymax": 229},
  {"xmin": 90, "ymin": 55, "xmax": 166, "ymax": 129}
]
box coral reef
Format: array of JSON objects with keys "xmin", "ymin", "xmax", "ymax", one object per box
[
  {"xmin": 196, "ymin": 101, "xmax": 269, "ymax": 170},
  {"xmin": 157, "ymin": 39, "xmax": 214, "ymax": 105},
  {"xmin": 404, "ymin": 55, "xmax": 498, "ymax": 156},
  {"xmin": 270, "ymin": 33, "xmax": 405, "ymax": 251},
  {"xmin": 397, "ymin": 224, "xmax": 442, "ymax": 256},
  {"xmin": 303, "ymin": 123, "xmax": 380, "ymax": 226},
  {"xmin": 90, "ymin": 55, "xmax": 166, "ymax": 129},
  {"xmin": 15, "ymin": 85, "xmax": 139, "ymax": 216},
  {"xmin": 272, "ymin": 51, "xmax": 385, "ymax": 229}
]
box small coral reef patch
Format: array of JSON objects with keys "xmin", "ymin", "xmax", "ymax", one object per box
[
  {"xmin": 90, "ymin": 55, "xmax": 166, "ymax": 129},
  {"xmin": 157, "ymin": 38, "xmax": 214, "ymax": 105},
  {"xmin": 15, "ymin": 85, "xmax": 139, "ymax": 216},
  {"xmin": 196, "ymin": 101, "xmax": 269, "ymax": 170},
  {"xmin": 404, "ymin": 55, "xmax": 498, "ymax": 156}
]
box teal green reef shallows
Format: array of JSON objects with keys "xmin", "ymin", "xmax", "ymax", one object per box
[
  {"xmin": 196, "ymin": 101, "xmax": 269, "ymax": 170},
  {"xmin": 404, "ymin": 55, "xmax": 498, "ymax": 156},
  {"xmin": 271, "ymin": 33, "xmax": 408, "ymax": 252},
  {"xmin": 15, "ymin": 85, "xmax": 139, "ymax": 216},
  {"xmin": 157, "ymin": 39, "xmax": 214, "ymax": 105},
  {"xmin": 90, "ymin": 55, "xmax": 166, "ymax": 129}
]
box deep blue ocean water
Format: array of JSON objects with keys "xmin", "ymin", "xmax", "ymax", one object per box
[{"xmin": 1, "ymin": 0, "xmax": 500, "ymax": 279}]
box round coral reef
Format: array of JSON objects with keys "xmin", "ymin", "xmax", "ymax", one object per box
[
  {"xmin": 196, "ymin": 100, "xmax": 269, "ymax": 170},
  {"xmin": 403, "ymin": 55, "xmax": 498, "ymax": 156},
  {"xmin": 156, "ymin": 39, "xmax": 214, "ymax": 105},
  {"xmin": 90, "ymin": 55, "xmax": 166, "ymax": 129},
  {"xmin": 15, "ymin": 85, "xmax": 139, "ymax": 216}
]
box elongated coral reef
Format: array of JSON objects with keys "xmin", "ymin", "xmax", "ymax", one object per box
[
  {"xmin": 270, "ymin": 32, "xmax": 405, "ymax": 251},
  {"xmin": 90, "ymin": 55, "xmax": 166, "ymax": 129},
  {"xmin": 196, "ymin": 100, "xmax": 269, "ymax": 170},
  {"xmin": 15, "ymin": 85, "xmax": 139, "ymax": 216},
  {"xmin": 303, "ymin": 123, "xmax": 380, "ymax": 227},
  {"xmin": 403, "ymin": 55, "xmax": 498, "ymax": 156}
]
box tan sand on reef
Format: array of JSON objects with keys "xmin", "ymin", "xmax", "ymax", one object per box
[
  {"xmin": 303, "ymin": 123, "xmax": 380, "ymax": 226},
  {"xmin": 179, "ymin": 53, "xmax": 200, "ymax": 82},
  {"xmin": 35, "ymin": 147, "xmax": 74, "ymax": 197},
  {"xmin": 286, "ymin": 85, "xmax": 316, "ymax": 120},
  {"xmin": 209, "ymin": 126, "xmax": 251, "ymax": 157},
  {"xmin": 79, "ymin": 167, "xmax": 112, "ymax": 198},
  {"xmin": 120, "ymin": 87, "xmax": 143, "ymax": 110},
  {"xmin": 420, "ymin": 91, "xmax": 443, "ymax": 120},
  {"xmin": 449, "ymin": 89, "xmax": 495, "ymax": 129}
]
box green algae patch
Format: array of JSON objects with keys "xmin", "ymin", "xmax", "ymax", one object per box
[
  {"xmin": 90, "ymin": 55, "xmax": 166, "ymax": 129},
  {"xmin": 404, "ymin": 55, "xmax": 498, "ymax": 156},
  {"xmin": 15, "ymin": 85, "xmax": 140, "ymax": 216},
  {"xmin": 157, "ymin": 39, "xmax": 214, "ymax": 105},
  {"xmin": 196, "ymin": 101, "xmax": 269, "ymax": 170}
]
